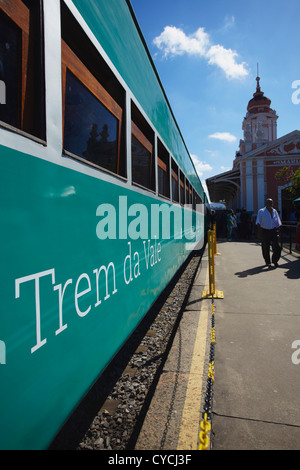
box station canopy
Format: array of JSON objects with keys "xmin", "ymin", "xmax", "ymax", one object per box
[{"xmin": 206, "ymin": 167, "xmax": 240, "ymax": 204}]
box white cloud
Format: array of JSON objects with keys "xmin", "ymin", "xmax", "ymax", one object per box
[
  {"xmin": 206, "ymin": 45, "xmax": 248, "ymax": 80},
  {"xmin": 153, "ymin": 25, "xmax": 248, "ymax": 80},
  {"xmin": 208, "ymin": 132, "xmax": 237, "ymax": 143},
  {"xmin": 153, "ymin": 26, "xmax": 210, "ymax": 58},
  {"xmin": 191, "ymin": 154, "xmax": 213, "ymax": 177},
  {"xmin": 223, "ymin": 15, "xmax": 235, "ymax": 31}
]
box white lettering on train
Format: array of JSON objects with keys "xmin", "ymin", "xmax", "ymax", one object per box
[
  {"xmin": 14, "ymin": 240, "xmax": 163, "ymax": 355},
  {"xmin": 15, "ymin": 262, "xmax": 117, "ymax": 354}
]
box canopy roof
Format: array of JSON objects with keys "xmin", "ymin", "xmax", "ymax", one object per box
[{"xmin": 206, "ymin": 168, "xmax": 240, "ymax": 204}]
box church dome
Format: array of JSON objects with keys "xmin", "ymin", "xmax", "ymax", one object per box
[{"xmin": 247, "ymin": 76, "xmax": 272, "ymax": 113}]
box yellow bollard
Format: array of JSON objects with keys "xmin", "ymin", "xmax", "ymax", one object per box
[
  {"xmin": 202, "ymin": 230, "xmax": 224, "ymax": 299},
  {"xmin": 213, "ymin": 222, "xmax": 221, "ymax": 256}
]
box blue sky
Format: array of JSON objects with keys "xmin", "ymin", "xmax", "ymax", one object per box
[{"xmin": 130, "ymin": 0, "xmax": 300, "ymax": 195}]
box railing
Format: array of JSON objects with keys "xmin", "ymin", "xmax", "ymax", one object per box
[{"xmin": 280, "ymin": 223, "xmax": 299, "ymax": 254}]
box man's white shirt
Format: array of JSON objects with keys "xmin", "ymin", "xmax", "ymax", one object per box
[{"xmin": 256, "ymin": 207, "xmax": 282, "ymax": 229}]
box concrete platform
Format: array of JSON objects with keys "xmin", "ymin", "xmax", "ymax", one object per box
[
  {"xmin": 212, "ymin": 240, "xmax": 300, "ymax": 450},
  {"xmin": 135, "ymin": 240, "xmax": 300, "ymax": 451}
]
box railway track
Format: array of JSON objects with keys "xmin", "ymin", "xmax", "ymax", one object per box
[{"xmin": 50, "ymin": 249, "xmax": 203, "ymax": 450}]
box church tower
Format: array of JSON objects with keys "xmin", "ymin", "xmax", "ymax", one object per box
[
  {"xmin": 206, "ymin": 74, "xmax": 300, "ymax": 217},
  {"xmin": 238, "ymin": 75, "xmax": 278, "ymax": 155}
]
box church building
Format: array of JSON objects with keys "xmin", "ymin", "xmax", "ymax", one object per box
[{"xmin": 206, "ymin": 77, "xmax": 300, "ymax": 219}]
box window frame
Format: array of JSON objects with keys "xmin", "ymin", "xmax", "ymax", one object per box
[
  {"xmin": 157, "ymin": 156, "xmax": 169, "ymax": 198},
  {"xmin": 179, "ymin": 171, "xmax": 185, "ymax": 206},
  {"xmin": 196, "ymin": 192, "xmax": 203, "ymax": 212},
  {"xmin": 157, "ymin": 157, "xmax": 167, "ymax": 172},
  {"xmin": 192, "ymin": 187, "xmax": 196, "ymax": 211},
  {"xmin": 171, "ymin": 159, "xmax": 179, "ymax": 203},
  {"xmin": 61, "ymin": 39, "xmax": 123, "ymax": 176},
  {"xmin": 131, "ymin": 117, "xmax": 155, "ymax": 192},
  {"xmin": 157, "ymin": 138, "xmax": 170, "ymax": 199},
  {"xmin": 0, "ymin": 0, "xmax": 46, "ymax": 143},
  {"xmin": 185, "ymin": 180, "xmax": 190, "ymax": 205}
]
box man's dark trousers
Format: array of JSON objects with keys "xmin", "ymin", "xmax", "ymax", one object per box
[{"xmin": 261, "ymin": 228, "xmax": 281, "ymax": 265}]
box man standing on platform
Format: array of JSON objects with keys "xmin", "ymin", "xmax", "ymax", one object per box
[{"xmin": 256, "ymin": 198, "xmax": 282, "ymax": 267}]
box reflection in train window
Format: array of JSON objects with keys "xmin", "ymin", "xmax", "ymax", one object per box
[
  {"xmin": 132, "ymin": 132, "xmax": 152, "ymax": 189},
  {"xmin": 61, "ymin": 40, "xmax": 124, "ymax": 176},
  {"xmin": 185, "ymin": 180, "xmax": 189, "ymax": 205},
  {"xmin": 0, "ymin": 10, "xmax": 20, "ymax": 127},
  {"xmin": 131, "ymin": 102, "xmax": 155, "ymax": 191},
  {"xmin": 157, "ymin": 139, "xmax": 170, "ymax": 198},
  {"xmin": 189, "ymin": 185, "xmax": 192, "ymax": 204},
  {"xmin": 180, "ymin": 171, "xmax": 185, "ymax": 205},
  {"xmin": 171, "ymin": 160, "xmax": 179, "ymax": 203},
  {"xmin": 0, "ymin": 0, "xmax": 45, "ymax": 140},
  {"xmin": 192, "ymin": 187, "xmax": 196, "ymax": 210},
  {"xmin": 64, "ymin": 71, "xmax": 119, "ymax": 174}
]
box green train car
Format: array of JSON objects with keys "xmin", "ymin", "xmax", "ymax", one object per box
[{"xmin": 0, "ymin": 0, "xmax": 207, "ymax": 449}]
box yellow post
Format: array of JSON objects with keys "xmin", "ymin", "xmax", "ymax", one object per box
[
  {"xmin": 209, "ymin": 230, "xmax": 215, "ymax": 296},
  {"xmin": 213, "ymin": 222, "xmax": 220, "ymax": 255},
  {"xmin": 202, "ymin": 230, "xmax": 224, "ymax": 299}
]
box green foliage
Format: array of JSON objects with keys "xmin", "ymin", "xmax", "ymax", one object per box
[{"xmin": 275, "ymin": 166, "xmax": 300, "ymax": 199}]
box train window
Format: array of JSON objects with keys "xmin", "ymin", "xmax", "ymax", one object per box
[
  {"xmin": 61, "ymin": 3, "xmax": 126, "ymax": 177},
  {"xmin": 180, "ymin": 171, "xmax": 185, "ymax": 205},
  {"xmin": 185, "ymin": 180, "xmax": 190, "ymax": 205},
  {"xmin": 157, "ymin": 139, "xmax": 170, "ymax": 198},
  {"xmin": 131, "ymin": 102, "xmax": 155, "ymax": 191},
  {"xmin": 196, "ymin": 192, "xmax": 203, "ymax": 211},
  {"xmin": 0, "ymin": 0, "xmax": 45, "ymax": 141},
  {"xmin": 61, "ymin": 40, "xmax": 124, "ymax": 176},
  {"xmin": 171, "ymin": 159, "xmax": 179, "ymax": 203},
  {"xmin": 192, "ymin": 188, "xmax": 196, "ymax": 210},
  {"xmin": 0, "ymin": 10, "xmax": 19, "ymax": 127}
]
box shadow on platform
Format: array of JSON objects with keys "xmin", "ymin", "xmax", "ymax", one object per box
[{"xmin": 234, "ymin": 257, "xmax": 300, "ymax": 279}]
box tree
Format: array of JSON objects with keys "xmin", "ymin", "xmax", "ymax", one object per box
[
  {"xmin": 275, "ymin": 166, "xmax": 300, "ymax": 199},
  {"xmin": 291, "ymin": 168, "xmax": 300, "ymax": 199}
]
